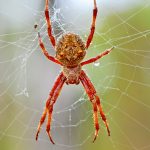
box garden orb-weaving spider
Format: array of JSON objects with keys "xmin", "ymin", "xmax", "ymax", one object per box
[{"xmin": 36, "ymin": 0, "xmax": 114, "ymax": 144}]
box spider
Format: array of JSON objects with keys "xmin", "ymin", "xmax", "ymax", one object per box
[{"xmin": 36, "ymin": 0, "xmax": 114, "ymax": 144}]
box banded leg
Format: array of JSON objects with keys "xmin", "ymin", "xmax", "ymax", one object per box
[
  {"xmin": 86, "ymin": 0, "xmax": 98, "ymax": 49},
  {"xmin": 45, "ymin": 0, "xmax": 56, "ymax": 47},
  {"xmin": 79, "ymin": 70, "xmax": 110, "ymax": 141},
  {"xmin": 36, "ymin": 107, "xmax": 47, "ymax": 141},
  {"xmin": 46, "ymin": 106, "xmax": 55, "ymax": 144},
  {"xmin": 92, "ymin": 103, "xmax": 100, "ymax": 142},
  {"xmin": 36, "ymin": 72, "xmax": 66, "ymax": 144},
  {"xmin": 80, "ymin": 71, "xmax": 99, "ymax": 142},
  {"xmin": 38, "ymin": 32, "xmax": 62, "ymax": 65},
  {"xmin": 46, "ymin": 73, "xmax": 66, "ymax": 144},
  {"xmin": 81, "ymin": 47, "xmax": 114, "ymax": 66},
  {"xmin": 95, "ymin": 95, "xmax": 110, "ymax": 136}
]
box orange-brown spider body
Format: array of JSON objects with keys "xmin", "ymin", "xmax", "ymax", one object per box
[
  {"xmin": 36, "ymin": 0, "xmax": 114, "ymax": 144},
  {"xmin": 56, "ymin": 33, "xmax": 85, "ymax": 84},
  {"xmin": 63, "ymin": 65, "xmax": 82, "ymax": 85},
  {"xmin": 56, "ymin": 33, "xmax": 86, "ymax": 67}
]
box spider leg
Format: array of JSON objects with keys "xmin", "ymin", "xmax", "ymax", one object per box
[
  {"xmin": 46, "ymin": 106, "xmax": 55, "ymax": 144},
  {"xmin": 36, "ymin": 72, "xmax": 66, "ymax": 144},
  {"xmin": 36, "ymin": 107, "xmax": 47, "ymax": 141},
  {"xmin": 46, "ymin": 74, "xmax": 66, "ymax": 144},
  {"xmin": 95, "ymin": 95, "xmax": 110, "ymax": 136},
  {"xmin": 45, "ymin": 0, "xmax": 56, "ymax": 47},
  {"xmin": 86, "ymin": 0, "xmax": 98, "ymax": 49},
  {"xmin": 92, "ymin": 103, "xmax": 99, "ymax": 142},
  {"xmin": 81, "ymin": 47, "xmax": 114, "ymax": 66},
  {"xmin": 79, "ymin": 70, "xmax": 99, "ymax": 142},
  {"xmin": 79, "ymin": 70, "xmax": 110, "ymax": 141},
  {"xmin": 38, "ymin": 32, "xmax": 62, "ymax": 65}
]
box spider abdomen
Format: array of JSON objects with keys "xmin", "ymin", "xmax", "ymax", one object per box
[
  {"xmin": 56, "ymin": 33, "xmax": 86, "ymax": 67},
  {"xmin": 63, "ymin": 65, "xmax": 81, "ymax": 84}
]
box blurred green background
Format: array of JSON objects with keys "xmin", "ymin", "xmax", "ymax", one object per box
[{"xmin": 0, "ymin": 0, "xmax": 150, "ymax": 150}]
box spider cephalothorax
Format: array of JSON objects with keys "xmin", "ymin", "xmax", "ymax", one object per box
[
  {"xmin": 56, "ymin": 33, "xmax": 86, "ymax": 67},
  {"xmin": 36, "ymin": 0, "xmax": 114, "ymax": 144}
]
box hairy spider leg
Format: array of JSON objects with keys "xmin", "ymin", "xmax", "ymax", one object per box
[
  {"xmin": 81, "ymin": 47, "xmax": 114, "ymax": 66},
  {"xmin": 35, "ymin": 72, "xmax": 63, "ymax": 141},
  {"xmin": 79, "ymin": 70, "xmax": 99, "ymax": 142},
  {"xmin": 92, "ymin": 103, "xmax": 99, "ymax": 142},
  {"xmin": 38, "ymin": 32, "xmax": 62, "ymax": 65},
  {"xmin": 95, "ymin": 95, "xmax": 110, "ymax": 136},
  {"xmin": 36, "ymin": 72, "xmax": 66, "ymax": 144},
  {"xmin": 45, "ymin": 0, "xmax": 56, "ymax": 47},
  {"xmin": 86, "ymin": 0, "xmax": 98, "ymax": 49},
  {"xmin": 80, "ymin": 70, "xmax": 110, "ymax": 142},
  {"xmin": 46, "ymin": 73, "xmax": 66, "ymax": 144},
  {"xmin": 36, "ymin": 107, "xmax": 47, "ymax": 141}
]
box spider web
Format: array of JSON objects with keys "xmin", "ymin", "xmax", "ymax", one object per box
[{"xmin": 0, "ymin": 0, "xmax": 150, "ymax": 150}]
